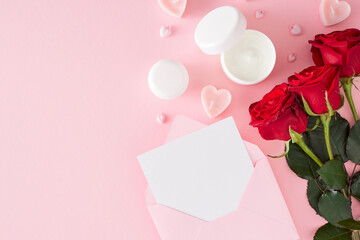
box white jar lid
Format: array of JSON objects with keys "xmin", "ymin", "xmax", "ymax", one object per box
[
  {"xmin": 194, "ymin": 6, "xmax": 247, "ymax": 55},
  {"xmin": 148, "ymin": 59, "xmax": 189, "ymax": 100}
]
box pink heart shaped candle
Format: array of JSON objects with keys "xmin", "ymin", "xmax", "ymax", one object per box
[
  {"xmin": 158, "ymin": 0, "xmax": 187, "ymax": 18},
  {"xmin": 320, "ymin": 0, "xmax": 351, "ymax": 26},
  {"xmin": 201, "ymin": 86, "xmax": 232, "ymax": 119}
]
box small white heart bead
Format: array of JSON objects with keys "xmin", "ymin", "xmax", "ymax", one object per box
[
  {"xmin": 287, "ymin": 53, "xmax": 296, "ymax": 63},
  {"xmin": 156, "ymin": 114, "xmax": 166, "ymax": 124},
  {"xmin": 160, "ymin": 26, "xmax": 172, "ymax": 38},
  {"xmin": 255, "ymin": 10, "xmax": 265, "ymax": 19},
  {"xmin": 289, "ymin": 24, "xmax": 302, "ymax": 36}
]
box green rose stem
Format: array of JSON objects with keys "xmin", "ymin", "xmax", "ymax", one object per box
[
  {"xmin": 320, "ymin": 97, "xmax": 348, "ymax": 198},
  {"xmin": 301, "ymin": 94, "xmax": 335, "ymax": 161},
  {"xmin": 321, "ymin": 92, "xmax": 335, "ymax": 161},
  {"xmin": 297, "ymin": 140, "xmax": 324, "ymax": 167},
  {"xmin": 320, "ymin": 114, "xmax": 334, "ymax": 161},
  {"xmin": 341, "ymin": 77, "xmax": 359, "ymax": 122},
  {"xmin": 289, "ymin": 128, "xmax": 323, "ymax": 167}
]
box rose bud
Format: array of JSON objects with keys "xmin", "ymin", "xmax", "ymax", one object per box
[
  {"xmin": 288, "ymin": 65, "xmax": 341, "ymax": 114},
  {"xmin": 309, "ymin": 28, "xmax": 360, "ymax": 77},
  {"xmin": 249, "ymin": 83, "xmax": 308, "ymax": 141}
]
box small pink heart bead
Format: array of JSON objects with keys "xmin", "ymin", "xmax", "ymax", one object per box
[
  {"xmin": 255, "ymin": 10, "xmax": 265, "ymax": 19},
  {"xmin": 320, "ymin": 0, "xmax": 351, "ymax": 26},
  {"xmin": 288, "ymin": 53, "xmax": 296, "ymax": 63},
  {"xmin": 158, "ymin": 0, "xmax": 187, "ymax": 18},
  {"xmin": 156, "ymin": 113, "xmax": 166, "ymax": 124},
  {"xmin": 160, "ymin": 26, "xmax": 172, "ymax": 38},
  {"xmin": 201, "ymin": 86, "xmax": 232, "ymax": 119},
  {"xmin": 289, "ymin": 24, "xmax": 302, "ymax": 36}
]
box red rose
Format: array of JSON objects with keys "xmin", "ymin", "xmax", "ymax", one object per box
[
  {"xmin": 309, "ymin": 28, "xmax": 360, "ymax": 77},
  {"xmin": 288, "ymin": 65, "xmax": 341, "ymax": 114},
  {"xmin": 249, "ymin": 83, "xmax": 308, "ymax": 141}
]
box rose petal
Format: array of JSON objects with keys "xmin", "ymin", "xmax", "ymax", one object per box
[{"xmin": 257, "ymin": 105, "xmax": 307, "ymax": 141}]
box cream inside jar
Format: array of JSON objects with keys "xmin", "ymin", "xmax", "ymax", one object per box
[{"xmin": 221, "ymin": 30, "xmax": 276, "ymax": 84}]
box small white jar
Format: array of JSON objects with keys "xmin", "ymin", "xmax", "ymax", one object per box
[
  {"xmin": 148, "ymin": 59, "xmax": 189, "ymax": 99},
  {"xmin": 195, "ymin": 6, "xmax": 276, "ymax": 85}
]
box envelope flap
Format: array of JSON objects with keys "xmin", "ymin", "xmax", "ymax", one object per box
[
  {"xmin": 143, "ymin": 116, "xmax": 299, "ymax": 240},
  {"xmin": 166, "ymin": 115, "xmax": 206, "ymax": 142},
  {"xmin": 243, "ymin": 141, "xmax": 267, "ymax": 166},
  {"xmin": 196, "ymin": 207, "xmax": 299, "ymax": 240},
  {"xmin": 240, "ymin": 159, "xmax": 297, "ymax": 231},
  {"xmin": 147, "ymin": 203, "xmax": 205, "ymax": 240},
  {"xmin": 145, "ymin": 186, "xmax": 157, "ymax": 206}
]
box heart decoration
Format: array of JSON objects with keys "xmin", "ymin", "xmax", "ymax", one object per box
[
  {"xmin": 160, "ymin": 26, "xmax": 172, "ymax": 38},
  {"xmin": 156, "ymin": 113, "xmax": 166, "ymax": 124},
  {"xmin": 255, "ymin": 10, "xmax": 265, "ymax": 19},
  {"xmin": 289, "ymin": 24, "xmax": 302, "ymax": 36},
  {"xmin": 319, "ymin": 0, "xmax": 351, "ymax": 26},
  {"xmin": 201, "ymin": 86, "xmax": 231, "ymax": 119},
  {"xmin": 288, "ymin": 53, "xmax": 297, "ymax": 63},
  {"xmin": 157, "ymin": 0, "xmax": 187, "ymax": 18}
]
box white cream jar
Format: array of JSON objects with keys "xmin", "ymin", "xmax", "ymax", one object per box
[{"xmin": 195, "ymin": 6, "xmax": 276, "ymax": 85}]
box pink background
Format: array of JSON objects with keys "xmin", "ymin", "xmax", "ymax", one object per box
[{"xmin": 0, "ymin": 0, "xmax": 359, "ymax": 239}]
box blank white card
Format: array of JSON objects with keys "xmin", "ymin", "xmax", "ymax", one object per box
[{"xmin": 138, "ymin": 117, "xmax": 254, "ymax": 221}]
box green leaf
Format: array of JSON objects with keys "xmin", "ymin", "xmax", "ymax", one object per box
[
  {"xmin": 347, "ymin": 121, "xmax": 360, "ymax": 164},
  {"xmin": 307, "ymin": 179, "xmax": 325, "ymax": 215},
  {"xmin": 317, "ymin": 160, "xmax": 348, "ymax": 190},
  {"xmin": 314, "ymin": 223, "xmax": 352, "ymax": 240},
  {"xmin": 307, "ymin": 113, "xmax": 350, "ymax": 162},
  {"xmin": 318, "ymin": 191, "xmax": 353, "ymax": 225},
  {"xmin": 337, "ymin": 219, "xmax": 360, "ymax": 230},
  {"xmin": 286, "ymin": 142, "xmax": 320, "ymax": 180},
  {"xmin": 351, "ymin": 172, "xmax": 360, "ymax": 198}
]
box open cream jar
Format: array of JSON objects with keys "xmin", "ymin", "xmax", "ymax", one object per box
[{"xmin": 195, "ymin": 6, "xmax": 276, "ymax": 85}]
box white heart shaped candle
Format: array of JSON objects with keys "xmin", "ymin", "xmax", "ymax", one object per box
[
  {"xmin": 201, "ymin": 85, "xmax": 231, "ymax": 119},
  {"xmin": 158, "ymin": 0, "xmax": 187, "ymax": 17},
  {"xmin": 320, "ymin": 0, "xmax": 351, "ymax": 26}
]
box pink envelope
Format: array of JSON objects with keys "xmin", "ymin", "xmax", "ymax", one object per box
[{"xmin": 144, "ymin": 116, "xmax": 299, "ymax": 240}]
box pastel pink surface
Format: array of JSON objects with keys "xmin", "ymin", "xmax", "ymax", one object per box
[
  {"xmin": 158, "ymin": 0, "xmax": 187, "ymax": 17},
  {"xmin": 320, "ymin": 0, "xmax": 351, "ymax": 26},
  {"xmin": 201, "ymin": 86, "xmax": 231, "ymax": 119},
  {"xmin": 145, "ymin": 116, "xmax": 298, "ymax": 240},
  {"xmin": 0, "ymin": 1, "xmax": 360, "ymax": 240}
]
